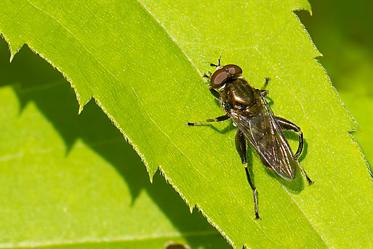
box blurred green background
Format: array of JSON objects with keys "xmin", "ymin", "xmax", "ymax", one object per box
[{"xmin": 300, "ymin": 0, "xmax": 373, "ymax": 174}]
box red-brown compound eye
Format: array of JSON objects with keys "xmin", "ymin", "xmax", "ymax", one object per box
[
  {"xmin": 210, "ymin": 68, "xmax": 229, "ymax": 89},
  {"xmin": 223, "ymin": 64, "xmax": 242, "ymax": 77}
]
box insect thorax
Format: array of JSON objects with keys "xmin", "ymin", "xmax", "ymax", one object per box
[{"xmin": 220, "ymin": 79, "xmax": 256, "ymax": 110}]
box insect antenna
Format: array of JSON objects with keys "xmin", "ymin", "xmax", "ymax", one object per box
[
  {"xmin": 203, "ymin": 71, "xmax": 212, "ymax": 80},
  {"xmin": 261, "ymin": 77, "xmax": 270, "ymax": 90},
  {"xmin": 210, "ymin": 54, "xmax": 223, "ymax": 68}
]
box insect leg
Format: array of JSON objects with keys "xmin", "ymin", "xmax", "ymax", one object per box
[
  {"xmin": 209, "ymin": 87, "xmax": 220, "ymax": 99},
  {"xmin": 275, "ymin": 117, "xmax": 313, "ymax": 185},
  {"xmin": 259, "ymin": 78, "xmax": 270, "ymax": 97},
  {"xmin": 275, "ymin": 117, "xmax": 303, "ymax": 159},
  {"xmin": 203, "ymin": 71, "xmax": 212, "ymax": 79},
  {"xmin": 261, "ymin": 77, "xmax": 270, "ymax": 90},
  {"xmin": 187, "ymin": 114, "xmax": 229, "ymax": 126},
  {"xmin": 235, "ymin": 130, "xmax": 260, "ymax": 219},
  {"xmin": 235, "ymin": 129, "xmax": 247, "ymax": 164},
  {"xmin": 300, "ymin": 166, "xmax": 313, "ymax": 185},
  {"xmin": 210, "ymin": 55, "xmax": 222, "ymax": 68},
  {"xmin": 260, "ymin": 89, "xmax": 269, "ymax": 97}
]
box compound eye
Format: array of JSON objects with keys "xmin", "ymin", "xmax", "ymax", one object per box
[
  {"xmin": 224, "ymin": 64, "xmax": 242, "ymax": 76},
  {"xmin": 210, "ymin": 68, "xmax": 229, "ymax": 88}
]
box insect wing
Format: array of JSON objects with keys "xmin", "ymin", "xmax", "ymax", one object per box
[{"xmin": 230, "ymin": 106, "xmax": 297, "ymax": 180}]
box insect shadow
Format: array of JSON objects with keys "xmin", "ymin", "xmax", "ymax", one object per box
[{"xmin": 265, "ymin": 141, "xmax": 309, "ymax": 193}]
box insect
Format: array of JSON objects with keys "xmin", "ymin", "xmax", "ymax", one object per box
[{"xmin": 188, "ymin": 58, "xmax": 313, "ymax": 219}]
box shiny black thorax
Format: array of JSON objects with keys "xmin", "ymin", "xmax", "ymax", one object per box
[{"xmin": 219, "ymin": 78, "xmax": 261, "ymax": 115}]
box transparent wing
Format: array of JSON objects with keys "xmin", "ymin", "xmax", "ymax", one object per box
[{"xmin": 230, "ymin": 104, "xmax": 297, "ymax": 180}]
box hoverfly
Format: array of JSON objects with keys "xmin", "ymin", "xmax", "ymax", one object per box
[{"xmin": 188, "ymin": 58, "xmax": 313, "ymax": 219}]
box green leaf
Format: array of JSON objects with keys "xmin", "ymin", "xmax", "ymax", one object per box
[
  {"xmin": 299, "ymin": 0, "xmax": 373, "ymax": 95},
  {"xmin": 340, "ymin": 93, "xmax": 373, "ymax": 175},
  {"xmin": 0, "ymin": 1, "xmax": 372, "ymax": 248},
  {"xmin": 300, "ymin": 0, "xmax": 373, "ymax": 173},
  {"xmin": 0, "ymin": 40, "xmax": 228, "ymax": 249}
]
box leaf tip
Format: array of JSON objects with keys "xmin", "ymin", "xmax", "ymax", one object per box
[
  {"xmin": 9, "ymin": 52, "xmax": 15, "ymax": 63},
  {"xmin": 77, "ymin": 96, "xmax": 90, "ymax": 114},
  {"xmin": 293, "ymin": 0, "xmax": 312, "ymax": 15},
  {"xmin": 189, "ymin": 204, "xmax": 196, "ymax": 214},
  {"xmin": 8, "ymin": 44, "xmax": 22, "ymax": 62},
  {"xmin": 0, "ymin": 33, "xmax": 23, "ymax": 63}
]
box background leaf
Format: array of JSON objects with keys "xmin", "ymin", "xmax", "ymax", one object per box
[
  {"xmin": 0, "ymin": 1, "xmax": 372, "ymax": 249},
  {"xmin": 0, "ymin": 39, "xmax": 228, "ymax": 249},
  {"xmin": 301, "ymin": 0, "xmax": 373, "ymax": 171}
]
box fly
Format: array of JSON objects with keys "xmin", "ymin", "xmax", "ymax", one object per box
[{"xmin": 188, "ymin": 58, "xmax": 313, "ymax": 219}]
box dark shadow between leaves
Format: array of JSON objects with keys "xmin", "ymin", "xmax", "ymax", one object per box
[
  {"xmin": 0, "ymin": 38, "xmax": 228, "ymax": 249},
  {"xmin": 297, "ymin": 0, "xmax": 373, "ymax": 96}
]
